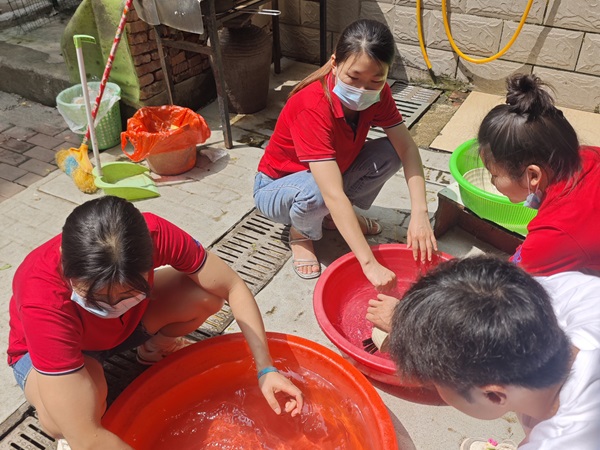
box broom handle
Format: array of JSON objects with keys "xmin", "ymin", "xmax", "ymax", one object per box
[
  {"xmin": 83, "ymin": 0, "xmax": 134, "ymax": 144},
  {"xmin": 74, "ymin": 37, "xmax": 103, "ymax": 176}
]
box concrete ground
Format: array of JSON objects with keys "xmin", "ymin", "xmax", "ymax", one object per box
[{"xmin": 0, "ymin": 54, "xmax": 526, "ymax": 449}]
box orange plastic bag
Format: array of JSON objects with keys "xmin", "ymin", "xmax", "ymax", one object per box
[{"xmin": 121, "ymin": 105, "xmax": 211, "ymax": 162}]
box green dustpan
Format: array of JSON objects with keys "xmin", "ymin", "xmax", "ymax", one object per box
[{"xmin": 92, "ymin": 161, "xmax": 160, "ymax": 201}]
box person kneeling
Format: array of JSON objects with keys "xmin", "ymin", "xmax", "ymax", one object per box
[{"xmin": 388, "ymin": 256, "xmax": 600, "ymax": 449}]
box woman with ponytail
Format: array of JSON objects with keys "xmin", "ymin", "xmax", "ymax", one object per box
[
  {"xmin": 478, "ymin": 74, "xmax": 600, "ymax": 276},
  {"xmin": 254, "ymin": 19, "xmax": 436, "ymax": 284}
]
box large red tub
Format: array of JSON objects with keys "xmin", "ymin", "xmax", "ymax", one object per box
[
  {"xmin": 103, "ymin": 332, "xmax": 398, "ymax": 449},
  {"xmin": 313, "ymin": 244, "xmax": 452, "ymax": 387}
]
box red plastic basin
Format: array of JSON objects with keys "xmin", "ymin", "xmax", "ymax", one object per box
[
  {"xmin": 103, "ymin": 332, "xmax": 398, "ymax": 450},
  {"xmin": 313, "ymin": 244, "xmax": 453, "ymax": 387}
]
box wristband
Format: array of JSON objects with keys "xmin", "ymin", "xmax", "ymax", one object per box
[{"xmin": 257, "ymin": 366, "xmax": 278, "ymax": 379}]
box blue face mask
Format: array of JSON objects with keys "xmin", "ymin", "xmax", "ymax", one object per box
[
  {"xmin": 332, "ymin": 77, "xmax": 382, "ymax": 111},
  {"xmin": 523, "ymin": 190, "xmax": 542, "ymax": 209},
  {"xmin": 70, "ymin": 289, "xmax": 146, "ymax": 319}
]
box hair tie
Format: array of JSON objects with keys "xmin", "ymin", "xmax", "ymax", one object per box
[{"xmin": 257, "ymin": 366, "xmax": 278, "ymax": 379}]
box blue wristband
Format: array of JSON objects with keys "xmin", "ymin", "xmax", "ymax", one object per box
[{"xmin": 257, "ymin": 366, "xmax": 278, "ymax": 379}]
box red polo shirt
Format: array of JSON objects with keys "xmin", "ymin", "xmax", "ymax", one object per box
[
  {"xmin": 511, "ymin": 146, "xmax": 600, "ymax": 276},
  {"xmin": 7, "ymin": 213, "xmax": 207, "ymax": 375},
  {"xmin": 258, "ymin": 73, "xmax": 404, "ymax": 179}
]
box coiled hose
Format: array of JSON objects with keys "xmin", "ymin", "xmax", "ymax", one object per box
[{"xmin": 417, "ymin": 0, "xmax": 536, "ymax": 70}]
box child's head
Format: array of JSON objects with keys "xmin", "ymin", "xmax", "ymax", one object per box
[
  {"xmin": 61, "ymin": 196, "xmax": 153, "ymax": 304},
  {"xmin": 478, "ymin": 75, "xmax": 580, "ymax": 199},
  {"xmin": 389, "ymin": 256, "xmax": 571, "ymax": 419},
  {"xmin": 333, "ymin": 19, "xmax": 395, "ymax": 71},
  {"xmin": 290, "ymin": 19, "xmax": 394, "ymax": 97}
]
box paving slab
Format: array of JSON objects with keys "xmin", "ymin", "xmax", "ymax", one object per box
[{"xmin": 431, "ymin": 91, "xmax": 600, "ymax": 153}]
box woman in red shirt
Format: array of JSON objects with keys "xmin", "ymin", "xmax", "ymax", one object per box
[
  {"xmin": 254, "ymin": 19, "xmax": 436, "ymax": 285},
  {"xmin": 8, "ymin": 196, "xmax": 302, "ymax": 449}
]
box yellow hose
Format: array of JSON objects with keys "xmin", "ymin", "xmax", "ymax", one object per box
[{"xmin": 417, "ymin": 0, "xmax": 535, "ymax": 69}]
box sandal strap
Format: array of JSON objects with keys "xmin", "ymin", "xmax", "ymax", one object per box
[{"xmin": 293, "ymin": 259, "xmax": 320, "ymax": 268}]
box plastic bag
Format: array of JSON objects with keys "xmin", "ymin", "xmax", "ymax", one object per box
[
  {"xmin": 56, "ymin": 82, "xmax": 121, "ymax": 134},
  {"xmin": 121, "ymin": 105, "xmax": 211, "ymax": 162}
]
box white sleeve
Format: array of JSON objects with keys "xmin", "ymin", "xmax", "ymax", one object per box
[{"xmin": 536, "ymin": 272, "xmax": 600, "ymax": 350}]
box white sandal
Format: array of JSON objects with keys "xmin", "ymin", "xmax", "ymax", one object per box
[{"xmin": 288, "ymin": 232, "xmax": 321, "ymax": 279}]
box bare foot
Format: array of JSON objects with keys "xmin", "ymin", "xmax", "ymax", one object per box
[{"xmin": 289, "ymin": 227, "xmax": 320, "ymax": 279}]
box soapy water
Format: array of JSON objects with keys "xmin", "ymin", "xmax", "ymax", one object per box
[
  {"xmin": 338, "ymin": 280, "xmax": 412, "ymax": 358},
  {"xmin": 142, "ymin": 368, "xmax": 371, "ymax": 450}
]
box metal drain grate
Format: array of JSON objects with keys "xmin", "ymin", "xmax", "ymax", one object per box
[
  {"xmin": 0, "ymin": 210, "xmax": 291, "ymax": 449},
  {"xmin": 368, "ymin": 80, "xmax": 441, "ymax": 139}
]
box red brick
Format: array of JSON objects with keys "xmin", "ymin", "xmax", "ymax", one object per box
[
  {"xmin": 188, "ymin": 54, "xmax": 205, "ymax": 68},
  {"xmin": 140, "ymin": 82, "xmax": 166, "ymax": 101},
  {"xmin": 151, "ymin": 51, "xmax": 160, "ymax": 60},
  {"xmin": 136, "ymin": 59, "xmax": 162, "ymax": 76},
  {"xmin": 155, "ymin": 69, "xmax": 164, "ymax": 81},
  {"xmin": 174, "ymin": 69, "xmax": 193, "ymax": 83},
  {"xmin": 172, "ymin": 61, "xmax": 189, "ymax": 75},
  {"xmin": 126, "ymin": 9, "xmax": 139, "ymax": 22},
  {"xmin": 127, "ymin": 20, "xmax": 150, "ymax": 34},
  {"xmin": 129, "ymin": 41, "xmax": 157, "ymax": 56},
  {"xmin": 170, "ymin": 51, "xmax": 187, "ymax": 66},
  {"xmin": 133, "ymin": 53, "xmax": 152, "ymax": 66},
  {"xmin": 139, "ymin": 73, "xmax": 155, "ymax": 87},
  {"xmin": 128, "ymin": 31, "xmax": 148, "ymax": 45}
]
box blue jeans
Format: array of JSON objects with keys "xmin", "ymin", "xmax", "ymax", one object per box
[
  {"xmin": 10, "ymin": 323, "xmax": 152, "ymax": 391},
  {"xmin": 254, "ymin": 138, "xmax": 401, "ymax": 240}
]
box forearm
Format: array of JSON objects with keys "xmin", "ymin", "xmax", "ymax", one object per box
[
  {"xmin": 227, "ymin": 282, "xmax": 273, "ymax": 371},
  {"xmin": 324, "ymin": 194, "xmax": 376, "ymax": 268}
]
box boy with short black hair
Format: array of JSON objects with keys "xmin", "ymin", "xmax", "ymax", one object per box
[{"xmin": 388, "ymin": 256, "xmax": 600, "ymax": 449}]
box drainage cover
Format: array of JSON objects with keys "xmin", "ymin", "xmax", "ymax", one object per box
[
  {"xmin": 368, "ymin": 80, "xmax": 441, "ymax": 139},
  {"xmin": 0, "ymin": 210, "xmax": 291, "ymax": 449}
]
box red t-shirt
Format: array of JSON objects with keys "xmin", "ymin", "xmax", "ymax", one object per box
[
  {"xmin": 511, "ymin": 146, "xmax": 600, "ymax": 276},
  {"xmin": 7, "ymin": 213, "xmax": 207, "ymax": 375},
  {"xmin": 257, "ymin": 73, "xmax": 404, "ymax": 179}
]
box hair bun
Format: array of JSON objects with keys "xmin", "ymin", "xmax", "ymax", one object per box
[{"xmin": 505, "ymin": 74, "xmax": 556, "ymax": 119}]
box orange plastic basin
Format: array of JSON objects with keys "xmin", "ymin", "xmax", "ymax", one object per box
[
  {"xmin": 103, "ymin": 332, "xmax": 398, "ymax": 449},
  {"xmin": 313, "ymin": 244, "xmax": 453, "ymax": 388}
]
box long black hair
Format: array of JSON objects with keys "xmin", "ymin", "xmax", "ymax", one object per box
[
  {"xmin": 478, "ymin": 74, "xmax": 580, "ymax": 183},
  {"xmin": 61, "ymin": 196, "xmax": 153, "ymax": 303},
  {"xmin": 389, "ymin": 256, "xmax": 572, "ymax": 397},
  {"xmin": 290, "ymin": 19, "xmax": 395, "ymax": 97}
]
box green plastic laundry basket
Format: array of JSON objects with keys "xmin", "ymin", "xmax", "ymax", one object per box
[
  {"xmin": 56, "ymin": 82, "xmax": 122, "ymax": 150},
  {"xmin": 449, "ymin": 139, "xmax": 537, "ymax": 236}
]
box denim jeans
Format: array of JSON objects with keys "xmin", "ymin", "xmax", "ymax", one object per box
[
  {"xmin": 10, "ymin": 323, "xmax": 153, "ymax": 391},
  {"xmin": 254, "ymin": 138, "xmax": 401, "ymax": 240}
]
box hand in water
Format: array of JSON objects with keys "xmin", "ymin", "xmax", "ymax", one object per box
[
  {"xmin": 366, "ymin": 294, "xmax": 400, "ymax": 333},
  {"xmin": 259, "ymin": 372, "xmax": 304, "ymax": 417},
  {"xmin": 363, "ymin": 262, "xmax": 396, "ymax": 292}
]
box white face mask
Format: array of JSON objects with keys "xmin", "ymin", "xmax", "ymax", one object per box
[
  {"xmin": 70, "ymin": 289, "xmax": 146, "ymax": 319},
  {"xmin": 332, "ymin": 77, "xmax": 382, "ymax": 111}
]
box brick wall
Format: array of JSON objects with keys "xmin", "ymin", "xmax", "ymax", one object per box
[
  {"xmin": 277, "ymin": 0, "xmax": 600, "ymax": 112},
  {"xmin": 125, "ymin": 7, "xmax": 212, "ymax": 104}
]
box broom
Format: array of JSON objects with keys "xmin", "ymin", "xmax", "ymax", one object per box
[{"xmin": 56, "ymin": 0, "xmax": 134, "ymax": 193}]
